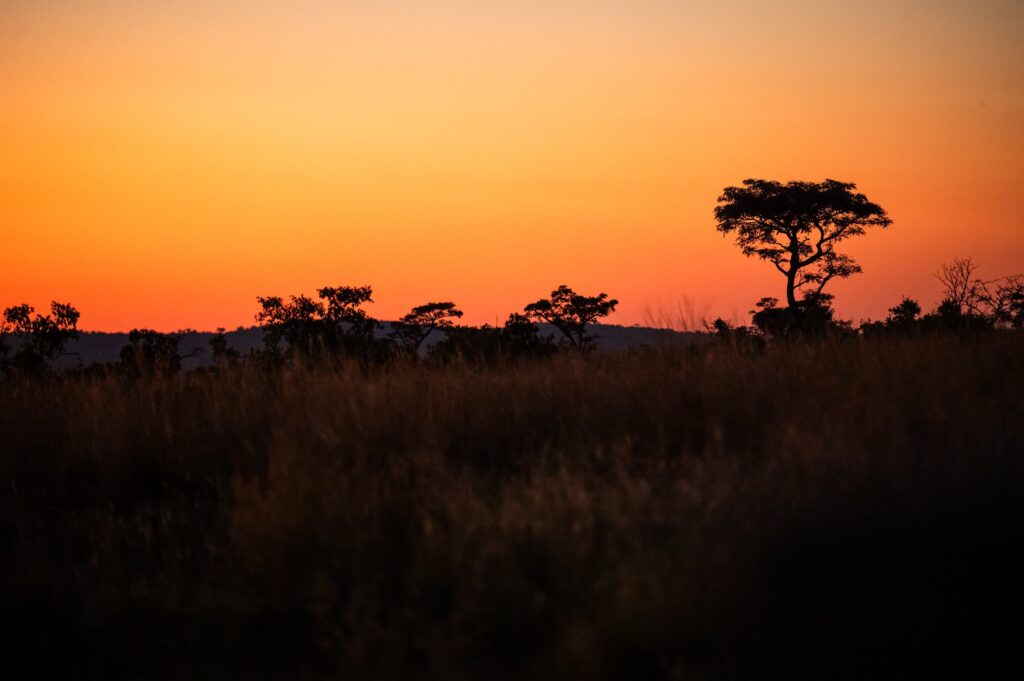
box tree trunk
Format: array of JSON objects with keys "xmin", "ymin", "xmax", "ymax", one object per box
[{"xmin": 786, "ymin": 248, "xmax": 800, "ymax": 308}]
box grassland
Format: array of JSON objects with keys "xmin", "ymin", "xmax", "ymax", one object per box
[{"xmin": 2, "ymin": 332, "xmax": 1022, "ymax": 678}]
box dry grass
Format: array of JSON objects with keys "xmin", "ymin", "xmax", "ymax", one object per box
[{"xmin": 2, "ymin": 332, "xmax": 1022, "ymax": 678}]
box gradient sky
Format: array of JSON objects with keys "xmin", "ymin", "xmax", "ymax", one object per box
[{"xmin": 2, "ymin": 0, "xmax": 1022, "ymax": 331}]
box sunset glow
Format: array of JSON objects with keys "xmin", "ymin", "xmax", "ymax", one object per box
[{"xmin": 2, "ymin": 0, "xmax": 1022, "ymax": 330}]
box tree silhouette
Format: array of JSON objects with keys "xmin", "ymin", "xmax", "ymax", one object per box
[
  {"xmin": 715, "ymin": 179, "xmax": 891, "ymax": 307},
  {"xmin": 391, "ymin": 302, "xmax": 463, "ymax": 354},
  {"xmin": 255, "ymin": 294, "xmax": 326, "ymax": 356},
  {"xmin": 935, "ymin": 257, "xmax": 982, "ymax": 316},
  {"xmin": 1, "ymin": 301, "xmax": 80, "ymax": 374},
  {"xmin": 935, "ymin": 257, "xmax": 1024, "ymax": 327},
  {"xmin": 861, "ymin": 297, "xmax": 923, "ymax": 336},
  {"xmin": 318, "ymin": 286, "xmax": 378, "ymax": 346},
  {"xmin": 523, "ymin": 285, "xmax": 618, "ymax": 351},
  {"xmin": 255, "ymin": 285, "xmax": 379, "ymax": 358},
  {"xmin": 887, "ymin": 298, "xmax": 922, "ymax": 326}
]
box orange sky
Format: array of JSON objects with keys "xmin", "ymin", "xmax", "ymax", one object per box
[{"xmin": 2, "ymin": 0, "xmax": 1022, "ymax": 331}]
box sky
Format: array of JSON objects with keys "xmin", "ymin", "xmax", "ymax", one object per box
[{"xmin": 1, "ymin": 0, "xmax": 1022, "ymax": 331}]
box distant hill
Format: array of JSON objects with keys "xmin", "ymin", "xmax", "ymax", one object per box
[{"xmin": 53, "ymin": 324, "xmax": 707, "ymax": 369}]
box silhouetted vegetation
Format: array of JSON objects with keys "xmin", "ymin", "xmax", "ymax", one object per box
[
  {"xmin": 858, "ymin": 258, "xmax": 1023, "ymax": 337},
  {"xmin": 524, "ymin": 285, "xmax": 618, "ymax": 351},
  {"xmin": 0, "ymin": 301, "xmax": 80, "ymax": 375},
  {"xmin": 751, "ymin": 292, "xmax": 849, "ymax": 339},
  {"xmin": 934, "ymin": 256, "xmax": 1024, "ymax": 327},
  {"xmin": 209, "ymin": 328, "xmax": 241, "ymax": 366},
  {"xmin": 428, "ymin": 313, "xmax": 557, "ymax": 365},
  {"xmin": 119, "ymin": 329, "xmax": 184, "ymax": 377},
  {"xmin": 255, "ymin": 285, "xmax": 391, "ymax": 364},
  {"xmin": 3, "ymin": 181, "xmax": 1022, "ymax": 677},
  {"xmin": 391, "ymin": 301, "xmax": 464, "ymax": 355},
  {"xmin": 887, "ymin": 296, "xmax": 922, "ymax": 326},
  {"xmin": 715, "ymin": 179, "xmax": 891, "ymax": 307}
]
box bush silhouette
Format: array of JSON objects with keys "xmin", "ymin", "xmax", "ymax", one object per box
[
  {"xmin": 705, "ymin": 317, "xmax": 765, "ymax": 352},
  {"xmin": 209, "ymin": 329, "xmax": 240, "ymax": 366},
  {"xmin": 429, "ymin": 314, "xmax": 556, "ymax": 364},
  {"xmin": 888, "ymin": 297, "xmax": 922, "ymax": 326},
  {"xmin": 861, "ymin": 297, "xmax": 923, "ymax": 336},
  {"xmin": 749, "ymin": 293, "xmax": 846, "ymax": 339}
]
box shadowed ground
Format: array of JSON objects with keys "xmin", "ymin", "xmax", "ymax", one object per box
[{"xmin": 1, "ymin": 332, "xmax": 1021, "ymax": 678}]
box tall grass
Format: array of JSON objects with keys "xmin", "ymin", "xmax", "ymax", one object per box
[{"xmin": 2, "ymin": 333, "xmax": 1022, "ymax": 678}]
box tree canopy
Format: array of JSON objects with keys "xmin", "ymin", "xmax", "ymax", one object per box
[
  {"xmin": 524, "ymin": 285, "xmax": 618, "ymax": 351},
  {"xmin": 715, "ymin": 179, "xmax": 891, "ymax": 307},
  {"xmin": 0, "ymin": 301, "xmax": 80, "ymax": 374},
  {"xmin": 255, "ymin": 285, "xmax": 378, "ymax": 358},
  {"xmin": 391, "ymin": 301, "xmax": 464, "ymax": 354}
]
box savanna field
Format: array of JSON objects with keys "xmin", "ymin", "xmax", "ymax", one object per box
[
  {"xmin": 4, "ymin": 1, "xmax": 1024, "ymax": 678},
  {"xmin": 2, "ymin": 332, "xmax": 1022, "ymax": 678}
]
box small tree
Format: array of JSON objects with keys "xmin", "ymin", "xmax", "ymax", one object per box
[
  {"xmin": 1, "ymin": 301, "xmax": 80, "ymax": 374},
  {"xmin": 391, "ymin": 302, "xmax": 463, "ymax": 354},
  {"xmin": 523, "ymin": 285, "xmax": 618, "ymax": 351},
  {"xmin": 935, "ymin": 257, "xmax": 983, "ymax": 317},
  {"xmin": 887, "ymin": 298, "xmax": 922, "ymax": 327},
  {"xmin": 715, "ymin": 179, "xmax": 891, "ymax": 307}
]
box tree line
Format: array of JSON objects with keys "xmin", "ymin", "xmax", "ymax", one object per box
[
  {"xmin": 0, "ymin": 284, "xmax": 619, "ymax": 377},
  {"xmin": 2, "ymin": 178, "xmax": 1021, "ymax": 377}
]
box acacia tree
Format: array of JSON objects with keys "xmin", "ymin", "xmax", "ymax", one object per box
[
  {"xmin": 523, "ymin": 285, "xmax": 618, "ymax": 350},
  {"xmin": 391, "ymin": 302, "xmax": 463, "ymax": 354},
  {"xmin": 715, "ymin": 179, "xmax": 891, "ymax": 308},
  {"xmin": 1, "ymin": 301, "xmax": 80, "ymax": 374}
]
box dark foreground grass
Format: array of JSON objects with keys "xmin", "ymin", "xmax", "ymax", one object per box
[{"xmin": 1, "ymin": 333, "xmax": 1022, "ymax": 678}]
